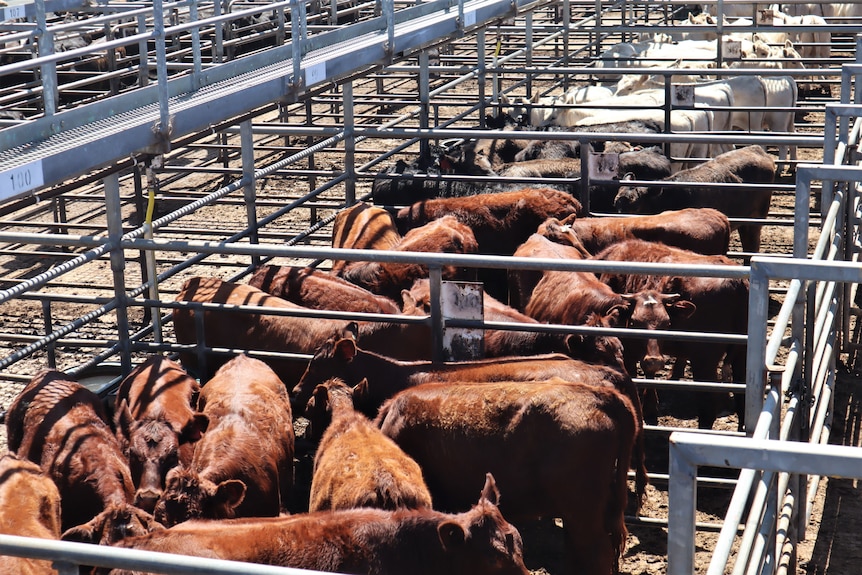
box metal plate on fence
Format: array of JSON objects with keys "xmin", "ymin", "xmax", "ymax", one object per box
[
  {"xmin": 441, "ymin": 281, "xmax": 484, "ymax": 360},
  {"xmin": 589, "ymin": 152, "xmax": 620, "ymax": 181}
]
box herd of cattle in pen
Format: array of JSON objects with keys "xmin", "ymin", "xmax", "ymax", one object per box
[{"xmin": 0, "ymin": 2, "xmax": 849, "ymax": 575}]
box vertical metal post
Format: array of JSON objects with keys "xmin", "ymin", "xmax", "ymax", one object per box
[
  {"xmin": 154, "ymin": 0, "xmax": 172, "ymax": 148},
  {"xmin": 667, "ymin": 437, "xmax": 697, "ymax": 575},
  {"xmin": 419, "ymin": 50, "xmax": 430, "ymax": 160},
  {"xmin": 746, "ymin": 260, "xmax": 770, "ymax": 433},
  {"xmin": 477, "ymin": 29, "xmax": 486, "ymax": 128},
  {"xmin": 525, "ymin": 12, "xmax": 533, "ymax": 98},
  {"xmin": 430, "ymin": 266, "xmax": 443, "ymax": 361},
  {"xmin": 137, "ymin": 14, "xmax": 149, "ymax": 86},
  {"xmin": 213, "ymin": 0, "xmax": 224, "ymax": 63},
  {"xmin": 384, "ymin": 0, "xmax": 395, "ymax": 63},
  {"xmin": 41, "ymin": 300, "xmax": 55, "ymax": 369},
  {"xmin": 104, "ymin": 173, "xmax": 132, "ymax": 374},
  {"xmin": 240, "ymin": 120, "xmax": 260, "ymax": 269},
  {"xmin": 344, "ymin": 81, "xmax": 356, "ymax": 205},
  {"xmin": 35, "ymin": 0, "xmax": 57, "ymax": 116},
  {"xmin": 190, "ymin": 0, "xmax": 203, "ymax": 87},
  {"xmin": 291, "ymin": 0, "xmax": 302, "ymax": 95}
]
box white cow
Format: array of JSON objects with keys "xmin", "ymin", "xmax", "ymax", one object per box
[
  {"xmin": 781, "ymin": 2, "xmax": 862, "ymax": 23},
  {"xmin": 501, "ymin": 85, "xmax": 615, "ymax": 127},
  {"xmin": 760, "ymin": 75, "xmax": 798, "ymax": 168},
  {"xmin": 766, "ymin": 8, "xmax": 831, "ymax": 62},
  {"xmin": 615, "ymin": 73, "xmax": 767, "ymax": 136}
]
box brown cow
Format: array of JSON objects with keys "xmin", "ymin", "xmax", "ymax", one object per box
[
  {"xmin": 110, "ymin": 474, "xmax": 528, "ymax": 575},
  {"xmin": 613, "ymin": 145, "xmax": 775, "ymax": 254},
  {"xmin": 5, "ymin": 370, "xmax": 161, "ymax": 545},
  {"xmin": 114, "ymin": 355, "xmax": 209, "ymax": 513},
  {"xmin": 403, "ymin": 277, "xmax": 626, "ymax": 372},
  {"xmin": 305, "ymin": 378, "xmax": 433, "ymax": 512},
  {"xmin": 153, "ymin": 354, "xmax": 295, "ymax": 526},
  {"xmin": 247, "ymin": 264, "xmax": 402, "ymax": 314},
  {"xmin": 593, "ymin": 239, "xmax": 749, "ymax": 430},
  {"xmin": 507, "ymin": 217, "xmax": 592, "ymax": 312},
  {"xmin": 565, "ymin": 208, "xmax": 732, "ymax": 256},
  {"xmin": 330, "ymin": 201, "xmax": 401, "ymax": 276},
  {"xmin": 293, "ymin": 328, "xmax": 642, "ymax": 435},
  {"xmin": 340, "ymin": 214, "xmax": 480, "ymax": 302},
  {"xmin": 395, "ymin": 188, "xmax": 584, "ymax": 301},
  {"xmin": 376, "ymin": 379, "xmax": 640, "ymax": 575},
  {"xmin": 0, "ymin": 453, "xmax": 62, "ymax": 575},
  {"xmin": 172, "ymin": 276, "xmax": 432, "ymax": 385}
]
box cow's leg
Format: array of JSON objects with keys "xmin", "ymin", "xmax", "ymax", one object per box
[
  {"xmin": 690, "ymin": 356, "xmax": 727, "ymax": 430},
  {"xmin": 562, "ymin": 510, "xmax": 615, "ymax": 575},
  {"xmin": 736, "ymin": 224, "xmax": 762, "ymax": 256}
]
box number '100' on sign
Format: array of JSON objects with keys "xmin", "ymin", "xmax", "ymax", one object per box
[{"xmin": 1, "ymin": 160, "xmax": 45, "ymax": 202}]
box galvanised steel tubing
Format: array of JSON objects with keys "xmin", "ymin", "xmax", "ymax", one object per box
[
  {"xmin": 0, "ymin": 533, "xmax": 334, "ymax": 575},
  {"xmin": 704, "ymin": 378, "xmax": 786, "ymax": 575},
  {"xmin": 355, "ymin": 126, "xmax": 824, "ymax": 150},
  {"xmin": 668, "ymin": 432, "xmax": 862, "ymax": 575}
]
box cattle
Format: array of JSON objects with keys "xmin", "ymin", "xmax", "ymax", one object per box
[
  {"xmin": 292, "ymin": 327, "xmax": 642, "ymax": 429},
  {"xmin": 172, "ymin": 276, "xmax": 433, "ymax": 385},
  {"xmin": 113, "ymin": 356, "xmax": 209, "ymax": 513},
  {"xmin": 402, "ymin": 277, "xmax": 627, "ymax": 371},
  {"xmin": 370, "ymin": 147, "xmax": 503, "ymax": 206},
  {"xmin": 394, "ymin": 188, "xmax": 582, "ymax": 301},
  {"xmin": 339, "ymin": 215, "xmax": 480, "ymax": 302},
  {"xmin": 501, "ymin": 86, "xmax": 615, "ymax": 127},
  {"xmin": 248, "ymin": 265, "xmax": 402, "ymax": 314},
  {"xmin": 593, "ymin": 239, "xmax": 749, "ymax": 430},
  {"xmin": 613, "ymin": 74, "xmax": 768, "ymax": 136},
  {"xmin": 565, "ymin": 208, "xmax": 732, "ymax": 256},
  {"xmin": 572, "ymin": 108, "xmax": 715, "ymax": 168},
  {"xmin": 782, "ymin": 2, "xmax": 862, "ymax": 23},
  {"xmin": 760, "ymin": 75, "xmax": 799, "ymax": 169},
  {"xmin": 305, "ymin": 378, "xmax": 433, "ymax": 512},
  {"xmin": 613, "ymin": 144, "xmax": 775, "ymax": 254},
  {"xmin": 765, "ymin": 9, "xmax": 830, "ymax": 62},
  {"xmin": 110, "ymin": 474, "xmax": 529, "ymax": 575},
  {"xmin": 376, "ymin": 379, "xmax": 641, "ymax": 575},
  {"xmin": 154, "ymin": 354, "xmax": 295, "ymax": 527},
  {"xmin": 329, "ymin": 202, "xmax": 401, "ymax": 275},
  {"xmin": 5, "ymin": 370, "xmax": 161, "ymax": 545},
  {"xmin": 0, "ymin": 453, "xmax": 62, "ymax": 575},
  {"xmin": 508, "ymin": 219, "xmax": 593, "ymax": 312},
  {"xmin": 588, "ymin": 145, "xmax": 673, "ymax": 213}
]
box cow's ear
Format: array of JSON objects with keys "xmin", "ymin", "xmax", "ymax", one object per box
[
  {"xmin": 401, "ymin": 289, "xmax": 418, "ymax": 313},
  {"xmin": 439, "ymin": 154, "xmax": 454, "ymax": 173},
  {"xmin": 61, "ymin": 521, "xmax": 97, "ymax": 544},
  {"xmin": 179, "ymin": 413, "xmax": 209, "ymax": 444},
  {"xmin": 564, "ymin": 333, "xmax": 586, "ymax": 354},
  {"xmin": 343, "ymin": 322, "xmax": 359, "ymax": 340},
  {"xmin": 334, "ymin": 338, "xmax": 357, "ymax": 362},
  {"xmin": 480, "ymin": 472, "xmax": 500, "ymax": 506},
  {"xmin": 115, "ymin": 399, "xmax": 134, "ymax": 439},
  {"xmin": 216, "ymin": 480, "xmax": 246, "ymax": 511},
  {"xmin": 438, "ymin": 521, "xmax": 467, "ymax": 549},
  {"xmin": 670, "ymin": 299, "xmax": 697, "ymax": 319}
]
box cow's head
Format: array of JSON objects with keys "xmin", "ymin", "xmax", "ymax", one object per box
[
  {"xmin": 623, "ymin": 291, "xmax": 696, "ymax": 377},
  {"xmin": 154, "ymin": 467, "xmax": 246, "ymax": 527},
  {"xmin": 568, "ymin": 312, "xmax": 628, "ymax": 373},
  {"xmin": 61, "ymin": 503, "xmax": 164, "ymax": 546},
  {"xmin": 116, "ymin": 401, "xmax": 209, "ymax": 513},
  {"xmin": 440, "ymin": 473, "xmax": 529, "ymax": 575},
  {"xmin": 613, "ymin": 173, "xmax": 651, "ymax": 213},
  {"xmin": 304, "ymin": 378, "xmax": 357, "ymax": 442},
  {"xmin": 292, "ymin": 324, "xmax": 361, "ymax": 415}
]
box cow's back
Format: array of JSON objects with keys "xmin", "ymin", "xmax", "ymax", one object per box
[
  {"xmin": 375, "ymin": 380, "xmax": 638, "ymax": 575},
  {"xmin": 0, "ymin": 453, "xmax": 61, "ymax": 575}
]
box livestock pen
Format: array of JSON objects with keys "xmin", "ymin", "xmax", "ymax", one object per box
[{"xmin": 0, "ymin": 0, "xmax": 860, "ymax": 573}]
